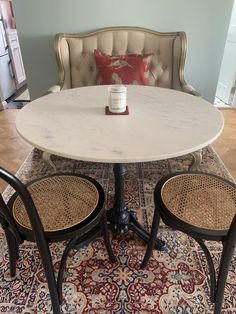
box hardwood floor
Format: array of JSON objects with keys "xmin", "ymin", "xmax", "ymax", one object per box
[
  {"xmin": 0, "ymin": 108, "xmax": 235, "ymax": 193},
  {"xmin": 0, "ymin": 109, "xmax": 32, "ymax": 193},
  {"xmin": 213, "ymin": 109, "xmax": 236, "ymax": 180}
]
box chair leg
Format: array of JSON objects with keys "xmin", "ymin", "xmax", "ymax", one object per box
[
  {"xmin": 140, "ymin": 207, "xmax": 161, "ymax": 269},
  {"xmin": 38, "ymin": 243, "xmax": 62, "ymax": 314},
  {"xmin": 57, "ymin": 236, "xmax": 80, "ymax": 305},
  {"xmin": 101, "ymin": 212, "xmax": 117, "ymax": 263},
  {"xmin": 57, "ymin": 216, "xmax": 117, "ymax": 306},
  {"xmin": 5, "ymin": 229, "xmax": 19, "ymax": 277},
  {"xmin": 214, "ymin": 240, "xmax": 236, "ymax": 314},
  {"xmin": 194, "ymin": 238, "xmax": 216, "ymax": 303}
]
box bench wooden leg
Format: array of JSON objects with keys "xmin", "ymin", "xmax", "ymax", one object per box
[
  {"xmin": 42, "ymin": 151, "xmax": 56, "ymax": 171},
  {"xmin": 189, "ymin": 150, "xmax": 202, "ymax": 171}
]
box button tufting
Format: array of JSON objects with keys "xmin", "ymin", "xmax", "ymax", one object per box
[{"xmin": 162, "ymin": 65, "xmax": 167, "ymax": 70}]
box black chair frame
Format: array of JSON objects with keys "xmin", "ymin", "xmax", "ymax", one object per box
[
  {"xmin": 141, "ymin": 171, "xmax": 236, "ymax": 314},
  {"xmin": 0, "ymin": 167, "xmax": 116, "ymax": 314}
]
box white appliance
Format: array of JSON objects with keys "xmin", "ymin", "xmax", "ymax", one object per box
[{"xmin": 0, "ymin": 15, "xmax": 16, "ymax": 102}]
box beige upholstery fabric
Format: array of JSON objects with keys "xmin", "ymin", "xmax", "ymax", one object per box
[{"xmin": 48, "ymin": 26, "xmax": 199, "ymax": 95}]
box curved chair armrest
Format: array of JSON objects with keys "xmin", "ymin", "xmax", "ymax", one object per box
[
  {"xmin": 182, "ymin": 84, "xmax": 201, "ymax": 97},
  {"xmin": 45, "ymin": 85, "xmax": 62, "ymax": 95}
]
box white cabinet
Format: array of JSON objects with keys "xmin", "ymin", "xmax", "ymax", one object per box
[{"xmin": 6, "ymin": 29, "xmax": 26, "ymax": 88}]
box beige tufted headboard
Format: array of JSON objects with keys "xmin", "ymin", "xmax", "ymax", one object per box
[{"xmin": 47, "ymin": 26, "xmax": 199, "ymax": 96}]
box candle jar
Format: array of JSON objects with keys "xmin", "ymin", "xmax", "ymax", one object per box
[{"xmin": 108, "ymin": 85, "xmax": 127, "ymax": 113}]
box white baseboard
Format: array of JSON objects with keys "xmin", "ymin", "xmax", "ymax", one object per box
[{"xmin": 0, "ymin": 100, "xmax": 8, "ymax": 110}]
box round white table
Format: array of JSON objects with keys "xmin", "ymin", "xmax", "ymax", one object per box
[
  {"xmin": 16, "ymin": 85, "xmax": 224, "ymax": 249},
  {"xmin": 16, "ymin": 85, "xmax": 223, "ymax": 163}
]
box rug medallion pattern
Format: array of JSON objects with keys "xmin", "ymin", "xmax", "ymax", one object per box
[{"xmin": 0, "ymin": 147, "xmax": 235, "ymax": 313}]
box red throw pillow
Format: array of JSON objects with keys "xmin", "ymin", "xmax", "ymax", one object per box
[{"xmin": 94, "ymin": 49, "xmax": 154, "ymax": 85}]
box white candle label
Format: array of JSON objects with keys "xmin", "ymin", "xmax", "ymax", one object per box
[{"xmin": 108, "ymin": 85, "xmax": 127, "ymax": 113}]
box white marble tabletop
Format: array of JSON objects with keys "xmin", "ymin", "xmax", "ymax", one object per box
[{"xmin": 16, "ymin": 85, "xmax": 224, "ymax": 163}]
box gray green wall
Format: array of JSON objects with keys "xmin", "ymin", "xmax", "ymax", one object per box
[{"xmin": 12, "ymin": 0, "xmax": 234, "ymax": 102}]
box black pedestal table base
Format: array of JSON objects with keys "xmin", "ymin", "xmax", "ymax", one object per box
[{"xmin": 106, "ymin": 163, "xmax": 166, "ymax": 251}]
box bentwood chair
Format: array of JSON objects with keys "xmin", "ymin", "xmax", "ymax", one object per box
[
  {"xmin": 141, "ymin": 171, "xmax": 236, "ymax": 314},
  {"xmin": 0, "ymin": 167, "xmax": 116, "ymax": 314}
]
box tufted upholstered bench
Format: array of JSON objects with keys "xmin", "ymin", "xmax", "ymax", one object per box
[
  {"xmin": 47, "ymin": 26, "xmax": 200, "ymax": 96},
  {"xmin": 44, "ymin": 26, "xmax": 201, "ymax": 169}
]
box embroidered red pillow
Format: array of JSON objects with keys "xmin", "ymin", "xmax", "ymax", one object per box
[{"xmin": 94, "ymin": 49, "xmax": 154, "ymax": 85}]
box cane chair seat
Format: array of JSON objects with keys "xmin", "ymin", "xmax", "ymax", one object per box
[
  {"xmin": 12, "ymin": 175, "xmax": 99, "ymax": 232},
  {"xmin": 161, "ymin": 173, "xmax": 236, "ymax": 231}
]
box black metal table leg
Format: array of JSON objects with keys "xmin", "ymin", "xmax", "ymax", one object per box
[{"xmin": 106, "ymin": 163, "xmax": 166, "ymax": 251}]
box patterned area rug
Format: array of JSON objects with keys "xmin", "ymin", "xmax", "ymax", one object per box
[{"xmin": 0, "ymin": 146, "xmax": 235, "ymax": 314}]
